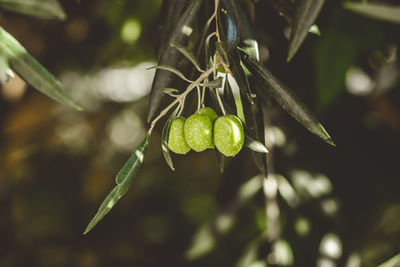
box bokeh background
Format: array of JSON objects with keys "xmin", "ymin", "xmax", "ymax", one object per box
[{"xmin": 1, "ymin": 0, "xmax": 400, "ymax": 266}]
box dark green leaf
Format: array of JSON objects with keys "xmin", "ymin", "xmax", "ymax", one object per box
[
  {"xmin": 84, "ymin": 132, "xmax": 151, "ymax": 234},
  {"xmin": 287, "ymin": 0, "xmax": 325, "ymax": 61},
  {"xmin": 216, "ymin": 41, "xmax": 229, "ymax": 66},
  {"xmin": 0, "ymin": 0, "xmax": 66, "ymax": 20},
  {"xmin": 148, "ymin": 65, "xmax": 192, "ymax": 83},
  {"xmin": 343, "ymin": 2, "xmax": 400, "ymax": 24},
  {"xmin": 200, "ymin": 77, "xmax": 223, "ymax": 88},
  {"xmin": 0, "ymin": 27, "xmax": 81, "ymax": 110},
  {"xmin": 219, "ymin": 40, "xmax": 254, "ymax": 105},
  {"xmin": 240, "ymin": 50, "xmax": 334, "ymax": 146},
  {"xmin": 221, "ymin": 0, "xmax": 253, "ymax": 42},
  {"xmin": 148, "ymin": 0, "xmax": 202, "ymax": 122},
  {"xmin": 222, "ymin": 76, "xmax": 237, "ymax": 114},
  {"xmin": 161, "ymin": 107, "xmax": 180, "ymax": 171},
  {"xmin": 170, "ymin": 43, "xmax": 203, "ymax": 72}
]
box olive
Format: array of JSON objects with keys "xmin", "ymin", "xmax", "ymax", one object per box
[
  {"xmin": 184, "ymin": 114, "xmax": 214, "ymax": 152},
  {"xmin": 197, "ymin": 107, "xmax": 218, "ymax": 122},
  {"xmin": 213, "ymin": 115, "xmax": 244, "ymax": 157},
  {"xmin": 168, "ymin": 117, "xmax": 191, "ymax": 154}
]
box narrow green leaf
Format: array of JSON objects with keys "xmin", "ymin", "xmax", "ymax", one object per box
[
  {"xmin": 148, "ymin": 65, "xmax": 192, "ymax": 83},
  {"xmin": 161, "ymin": 107, "xmax": 180, "ymax": 171},
  {"xmin": 0, "ymin": 0, "xmax": 66, "ymax": 20},
  {"xmin": 216, "ymin": 42, "xmax": 229, "ymax": 66},
  {"xmin": 148, "ymin": 0, "xmax": 202, "ymax": 122},
  {"xmin": 240, "ymin": 50, "xmax": 335, "ymax": 146},
  {"xmin": 84, "ymin": 132, "xmax": 151, "ymax": 234},
  {"xmin": 343, "ymin": 2, "xmax": 400, "ymax": 24},
  {"xmin": 0, "ymin": 27, "xmax": 80, "ymax": 110},
  {"xmin": 378, "ymin": 254, "xmax": 400, "ymax": 267},
  {"xmin": 287, "ymin": 0, "xmax": 325, "ymax": 61},
  {"xmin": 170, "ymin": 43, "xmax": 203, "ymax": 72},
  {"xmin": 244, "ymin": 129, "xmax": 268, "ymax": 153},
  {"xmin": 200, "ymin": 77, "xmax": 223, "ymax": 88}
]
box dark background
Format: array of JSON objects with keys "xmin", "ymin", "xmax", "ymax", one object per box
[{"xmin": 0, "ymin": 0, "xmax": 399, "ymax": 266}]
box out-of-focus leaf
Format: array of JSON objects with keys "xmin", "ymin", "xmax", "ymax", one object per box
[
  {"xmin": 0, "ymin": 54, "xmax": 14, "ymax": 83},
  {"xmin": 148, "ymin": 65, "xmax": 192, "ymax": 83},
  {"xmin": 200, "ymin": 77, "xmax": 223, "ymax": 88},
  {"xmin": 215, "ymin": 150, "xmax": 225, "ymax": 173},
  {"xmin": 171, "ymin": 43, "xmax": 203, "ymax": 72},
  {"xmin": 267, "ymin": 0, "xmax": 294, "ymax": 22},
  {"xmin": 84, "ymin": 132, "xmax": 151, "ymax": 234},
  {"xmin": 161, "ymin": 107, "xmax": 179, "ymax": 171},
  {"xmin": 315, "ymin": 32, "xmax": 357, "ymax": 108},
  {"xmin": 148, "ymin": 0, "xmax": 202, "ymax": 122},
  {"xmin": 287, "ymin": 0, "xmax": 325, "ymax": 61},
  {"xmin": 315, "ymin": 12, "xmax": 383, "ymax": 109},
  {"xmin": 0, "ymin": 27, "xmax": 80, "ymax": 110},
  {"xmin": 240, "ymin": 50, "xmax": 334, "ymax": 146},
  {"xmin": 0, "ymin": 0, "xmax": 66, "ymax": 20},
  {"xmin": 343, "ymin": 2, "xmax": 400, "ymax": 24},
  {"xmin": 378, "ymin": 254, "xmax": 400, "ymax": 267}
]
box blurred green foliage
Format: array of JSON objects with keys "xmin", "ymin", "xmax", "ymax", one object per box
[{"xmin": 0, "ymin": 0, "xmax": 400, "ymax": 267}]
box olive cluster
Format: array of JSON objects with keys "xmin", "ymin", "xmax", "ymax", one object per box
[{"xmin": 168, "ymin": 107, "xmax": 244, "ymax": 157}]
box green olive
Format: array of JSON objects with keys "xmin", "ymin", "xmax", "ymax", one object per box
[
  {"xmin": 184, "ymin": 114, "xmax": 214, "ymax": 152},
  {"xmin": 197, "ymin": 107, "xmax": 218, "ymax": 122},
  {"xmin": 213, "ymin": 115, "xmax": 244, "ymax": 157},
  {"xmin": 168, "ymin": 117, "xmax": 191, "ymax": 154}
]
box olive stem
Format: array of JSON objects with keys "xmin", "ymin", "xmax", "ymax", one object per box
[
  {"xmin": 215, "ymin": 87, "xmax": 226, "ymax": 115},
  {"xmin": 149, "ymin": 66, "xmax": 219, "ymax": 131},
  {"xmin": 196, "ymin": 85, "xmax": 201, "ymax": 111}
]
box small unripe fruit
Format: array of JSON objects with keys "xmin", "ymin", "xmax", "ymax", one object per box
[
  {"xmin": 168, "ymin": 117, "xmax": 191, "ymax": 154},
  {"xmin": 184, "ymin": 114, "xmax": 214, "ymax": 152},
  {"xmin": 197, "ymin": 107, "xmax": 218, "ymax": 122},
  {"xmin": 213, "ymin": 115, "xmax": 244, "ymax": 157}
]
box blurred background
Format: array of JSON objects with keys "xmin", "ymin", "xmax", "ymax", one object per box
[{"xmin": 0, "ymin": 0, "xmax": 400, "ymax": 266}]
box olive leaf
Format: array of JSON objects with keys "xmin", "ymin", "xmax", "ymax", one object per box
[
  {"xmin": 84, "ymin": 132, "xmax": 152, "ymax": 234},
  {"xmin": 221, "ymin": 0, "xmax": 253, "ymax": 42},
  {"xmin": 239, "ymin": 49, "xmax": 335, "ymax": 146},
  {"xmin": 244, "ymin": 128, "xmax": 268, "ymax": 153},
  {"xmin": 148, "ymin": 0, "xmax": 202, "ymax": 122},
  {"xmin": 267, "ymin": 0, "xmax": 321, "ymax": 36},
  {"xmin": 148, "ymin": 65, "xmax": 192, "ymax": 83},
  {"xmin": 161, "ymin": 107, "xmax": 180, "ymax": 171},
  {"xmin": 0, "ymin": 0, "xmax": 66, "ymax": 20},
  {"xmin": 343, "ymin": 2, "xmax": 400, "ymax": 24},
  {"xmin": 287, "ymin": 0, "xmax": 325, "ymax": 62},
  {"xmin": 170, "ymin": 43, "xmax": 203, "ymax": 72},
  {"xmin": 0, "ymin": 26, "xmax": 81, "ymax": 110}
]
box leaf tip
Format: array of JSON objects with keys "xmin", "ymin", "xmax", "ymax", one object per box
[{"xmin": 327, "ymin": 138, "xmax": 336, "ymax": 147}]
